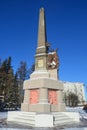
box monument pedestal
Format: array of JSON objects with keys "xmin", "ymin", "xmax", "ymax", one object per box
[{"xmin": 21, "ymin": 69, "xmax": 65, "ymax": 112}]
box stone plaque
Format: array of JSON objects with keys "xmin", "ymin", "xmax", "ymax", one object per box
[
  {"xmin": 48, "ymin": 90, "xmax": 57, "ymax": 104},
  {"xmin": 38, "ymin": 60, "xmax": 43, "ymax": 67},
  {"xmin": 30, "ymin": 89, "xmax": 39, "ymax": 104}
]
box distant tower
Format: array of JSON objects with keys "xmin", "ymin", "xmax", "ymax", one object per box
[{"xmin": 21, "ymin": 8, "xmax": 65, "ymax": 112}]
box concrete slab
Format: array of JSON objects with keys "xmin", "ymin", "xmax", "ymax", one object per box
[{"xmin": 35, "ymin": 114, "xmax": 53, "ymax": 127}]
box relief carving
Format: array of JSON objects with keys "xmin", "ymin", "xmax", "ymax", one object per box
[
  {"xmin": 48, "ymin": 90, "xmax": 57, "ymax": 104},
  {"xmin": 47, "ymin": 52, "xmax": 59, "ymax": 70},
  {"xmin": 30, "ymin": 89, "xmax": 39, "ymax": 104}
]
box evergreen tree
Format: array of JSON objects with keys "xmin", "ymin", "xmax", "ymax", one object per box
[
  {"xmin": 0, "ymin": 59, "xmax": 2, "ymax": 67},
  {"xmin": 0, "ymin": 59, "xmax": 35, "ymax": 108},
  {"xmin": 29, "ymin": 63, "xmax": 35, "ymax": 78},
  {"xmin": 5, "ymin": 68, "xmax": 15, "ymax": 106},
  {"xmin": 14, "ymin": 73, "xmax": 19, "ymax": 107},
  {"xmin": 0, "ymin": 57, "xmax": 20, "ymax": 109},
  {"xmin": 0, "ymin": 59, "xmax": 7, "ymax": 96},
  {"xmin": 17, "ymin": 61, "xmax": 28, "ymax": 81},
  {"xmin": 17, "ymin": 61, "xmax": 29, "ymax": 104}
]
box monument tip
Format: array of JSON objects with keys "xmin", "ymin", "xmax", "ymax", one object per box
[{"xmin": 40, "ymin": 7, "xmax": 44, "ymax": 11}]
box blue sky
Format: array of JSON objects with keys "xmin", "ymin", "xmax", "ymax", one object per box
[{"xmin": 0, "ymin": 0, "xmax": 87, "ymax": 85}]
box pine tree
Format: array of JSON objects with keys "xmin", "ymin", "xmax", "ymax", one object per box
[
  {"xmin": 17, "ymin": 61, "xmax": 29, "ymax": 105},
  {"xmin": 0, "ymin": 59, "xmax": 7, "ymax": 96},
  {"xmin": 0, "ymin": 57, "xmax": 20, "ymax": 109},
  {"xmin": 17, "ymin": 61, "xmax": 28, "ymax": 81},
  {"xmin": 5, "ymin": 68, "xmax": 15, "ymax": 107},
  {"xmin": 14, "ymin": 73, "xmax": 20, "ymax": 107}
]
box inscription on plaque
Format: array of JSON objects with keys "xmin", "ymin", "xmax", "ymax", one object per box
[{"xmin": 38, "ymin": 60, "xmax": 43, "ymax": 67}]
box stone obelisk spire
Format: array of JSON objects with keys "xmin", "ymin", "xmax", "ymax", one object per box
[
  {"xmin": 35, "ymin": 8, "xmax": 47, "ymax": 71},
  {"xmin": 37, "ymin": 8, "xmax": 47, "ymax": 49}
]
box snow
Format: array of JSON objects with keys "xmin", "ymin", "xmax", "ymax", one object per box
[
  {"xmin": 0, "ymin": 128, "xmax": 29, "ymax": 130},
  {"xmin": 66, "ymin": 107, "xmax": 87, "ymax": 120},
  {"xmin": 0, "ymin": 112, "xmax": 7, "ymax": 119},
  {"xmin": 65, "ymin": 128, "xmax": 87, "ymax": 130}
]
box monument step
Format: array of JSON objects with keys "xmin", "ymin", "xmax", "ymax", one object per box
[
  {"xmin": 55, "ymin": 117, "xmax": 74, "ymax": 121},
  {"xmin": 54, "ymin": 120, "xmax": 76, "ymax": 126},
  {"xmin": 7, "ymin": 111, "xmax": 36, "ymax": 126},
  {"xmin": 52, "ymin": 112, "xmax": 79, "ymax": 126},
  {"xmin": 15, "ymin": 117, "xmax": 35, "ymax": 124},
  {"xmin": 16, "ymin": 114, "xmax": 35, "ymax": 118},
  {"xmin": 7, "ymin": 111, "xmax": 80, "ymax": 127},
  {"xmin": 18, "ymin": 112, "xmax": 36, "ymax": 115},
  {"xmin": 12, "ymin": 119, "xmax": 35, "ymax": 126},
  {"xmin": 16, "ymin": 116, "xmax": 35, "ymax": 121},
  {"xmin": 9, "ymin": 120, "xmax": 35, "ymax": 127}
]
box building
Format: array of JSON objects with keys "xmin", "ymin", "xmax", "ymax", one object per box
[{"xmin": 84, "ymin": 85, "xmax": 87, "ymax": 103}]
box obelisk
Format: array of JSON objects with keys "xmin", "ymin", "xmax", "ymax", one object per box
[
  {"xmin": 35, "ymin": 8, "xmax": 48, "ymax": 73},
  {"xmin": 21, "ymin": 8, "xmax": 65, "ymax": 112}
]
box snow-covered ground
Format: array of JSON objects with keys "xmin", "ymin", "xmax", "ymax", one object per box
[
  {"xmin": 0, "ymin": 128, "xmax": 31, "ymax": 130},
  {"xmin": 0, "ymin": 128, "xmax": 87, "ymax": 130},
  {"xmin": 66, "ymin": 107, "xmax": 87, "ymax": 120},
  {"xmin": 65, "ymin": 128, "xmax": 87, "ymax": 130}
]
